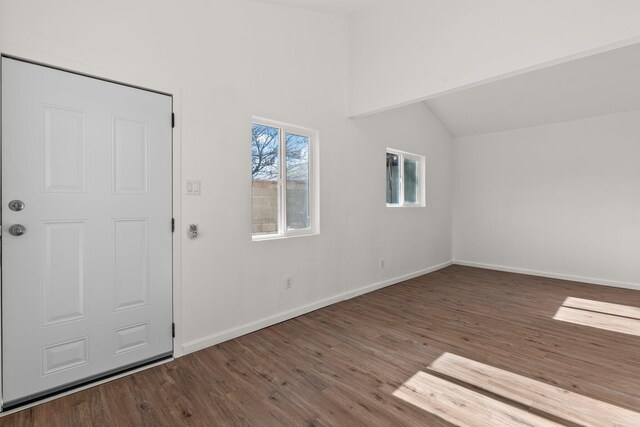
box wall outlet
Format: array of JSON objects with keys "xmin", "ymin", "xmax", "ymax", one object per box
[
  {"xmin": 380, "ymin": 259, "xmax": 385, "ymax": 269},
  {"xmin": 285, "ymin": 277, "xmax": 293, "ymax": 289}
]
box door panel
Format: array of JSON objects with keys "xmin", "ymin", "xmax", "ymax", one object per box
[
  {"xmin": 42, "ymin": 220, "xmax": 87, "ymax": 325},
  {"xmin": 114, "ymin": 218, "xmax": 150, "ymax": 311},
  {"xmin": 43, "ymin": 105, "xmax": 87, "ymax": 193},
  {"xmin": 1, "ymin": 58, "xmax": 173, "ymax": 407},
  {"xmin": 113, "ymin": 117, "xmax": 149, "ymax": 194}
]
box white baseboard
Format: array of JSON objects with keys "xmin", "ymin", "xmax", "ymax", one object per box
[
  {"xmin": 453, "ymin": 260, "xmax": 640, "ymax": 292},
  {"xmin": 181, "ymin": 260, "xmax": 453, "ymax": 355}
]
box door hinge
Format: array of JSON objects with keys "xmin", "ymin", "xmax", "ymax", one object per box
[
  {"xmin": 171, "ymin": 112, "xmax": 175, "ymax": 128},
  {"xmin": 172, "ymin": 218, "xmax": 175, "ymax": 232},
  {"xmin": 172, "ymin": 323, "xmax": 176, "ymax": 338}
]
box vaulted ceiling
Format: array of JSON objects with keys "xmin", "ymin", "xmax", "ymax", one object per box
[
  {"xmin": 426, "ymin": 42, "xmax": 640, "ymax": 138},
  {"xmin": 251, "ymin": 0, "xmax": 640, "ymax": 138}
]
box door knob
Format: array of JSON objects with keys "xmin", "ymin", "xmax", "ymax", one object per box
[{"xmin": 8, "ymin": 224, "xmax": 26, "ymax": 236}]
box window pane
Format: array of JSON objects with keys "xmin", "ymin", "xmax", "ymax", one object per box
[
  {"xmin": 286, "ymin": 133, "xmax": 310, "ymax": 230},
  {"xmin": 252, "ymin": 124, "xmax": 280, "ymax": 235},
  {"xmin": 403, "ymin": 157, "xmax": 419, "ymax": 204},
  {"xmin": 386, "ymin": 153, "xmax": 400, "ymax": 204}
]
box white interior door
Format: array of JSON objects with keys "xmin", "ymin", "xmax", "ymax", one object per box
[{"xmin": 1, "ymin": 58, "xmax": 173, "ymax": 408}]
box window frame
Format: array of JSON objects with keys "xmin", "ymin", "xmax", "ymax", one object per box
[
  {"xmin": 251, "ymin": 117, "xmax": 319, "ymax": 241},
  {"xmin": 386, "ymin": 148, "xmax": 425, "ymax": 208}
]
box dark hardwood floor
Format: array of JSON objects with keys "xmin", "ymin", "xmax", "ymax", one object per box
[{"xmin": 3, "ymin": 265, "xmax": 640, "ymax": 426}]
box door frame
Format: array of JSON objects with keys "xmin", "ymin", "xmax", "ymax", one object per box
[{"xmin": 0, "ymin": 45, "xmax": 184, "ymax": 409}]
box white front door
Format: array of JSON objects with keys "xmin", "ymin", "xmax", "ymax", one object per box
[{"xmin": 1, "ymin": 58, "xmax": 173, "ymax": 408}]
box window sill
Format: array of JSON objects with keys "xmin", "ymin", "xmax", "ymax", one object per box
[
  {"xmin": 252, "ymin": 231, "xmax": 319, "ymax": 242},
  {"xmin": 386, "ymin": 204, "xmax": 426, "ymax": 208}
]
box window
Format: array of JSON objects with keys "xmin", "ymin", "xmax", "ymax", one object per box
[
  {"xmin": 386, "ymin": 149, "xmax": 425, "ymax": 207},
  {"xmin": 252, "ymin": 118, "xmax": 318, "ymax": 239}
]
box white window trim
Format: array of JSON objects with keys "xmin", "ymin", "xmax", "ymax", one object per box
[
  {"xmin": 252, "ymin": 117, "xmax": 320, "ymax": 241},
  {"xmin": 386, "ymin": 148, "xmax": 426, "ymax": 208}
]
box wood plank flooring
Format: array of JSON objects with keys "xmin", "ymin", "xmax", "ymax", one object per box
[{"xmin": 3, "ymin": 265, "xmax": 640, "ymax": 426}]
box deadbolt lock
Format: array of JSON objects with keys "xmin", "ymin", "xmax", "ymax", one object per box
[{"xmin": 8, "ymin": 200, "xmax": 25, "ymax": 211}]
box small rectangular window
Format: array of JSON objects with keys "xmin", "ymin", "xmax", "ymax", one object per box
[
  {"xmin": 252, "ymin": 124, "xmax": 280, "ymax": 235},
  {"xmin": 285, "ymin": 132, "xmax": 310, "ymax": 230},
  {"xmin": 252, "ymin": 119, "xmax": 318, "ymax": 239},
  {"xmin": 386, "ymin": 153, "xmax": 400, "ymax": 204},
  {"xmin": 403, "ymin": 157, "xmax": 419, "ymax": 204},
  {"xmin": 386, "ymin": 149, "xmax": 425, "ymax": 207}
]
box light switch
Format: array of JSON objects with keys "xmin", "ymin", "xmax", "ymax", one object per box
[{"xmin": 185, "ymin": 180, "xmax": 201, "ymax": 195}]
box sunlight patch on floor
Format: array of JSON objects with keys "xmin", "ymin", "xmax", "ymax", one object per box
[
  {"xmin": 393, "ymin": 370, "xmax": 561, "ymax": 427},
  {"xmin": 394, "ymin": 352, "xmax": 640, "ymax": 427},
  {"xmin": 554, "ymin": 297, "xmax": 640, "ymax": 336}
]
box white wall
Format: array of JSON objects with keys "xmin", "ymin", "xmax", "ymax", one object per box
[
  {"xmin": 0, "ymin": 0, "xmax": 453, "ymax": 354},
  {"xmin": 453, "ymin": 109, "xmax": 640, "ymax": 289},
  {"xmin": 349, "ymin": 0, "xmax": 640, "ymax": 116},
  {"xmin": 351, "ymin": 103, "xmax": 453, "ymax": 287}
]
